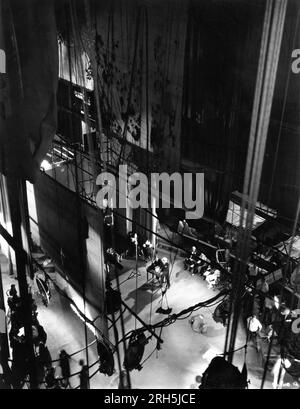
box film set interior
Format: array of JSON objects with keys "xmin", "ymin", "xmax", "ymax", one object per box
[{"xmin": 1, "ymin": 0, "xmax": 300, "ymax": 390}]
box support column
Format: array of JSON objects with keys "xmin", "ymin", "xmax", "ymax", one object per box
[
  {"xmin": 0, "ymin": 262, "xmax": 11, "ymax": 387},
  {"xmin": 6, "ymin": 176, "xmax": 37, "ymax": 389}
]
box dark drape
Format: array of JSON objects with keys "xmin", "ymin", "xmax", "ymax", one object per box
[
  {"xmin": 204, "ymin": 172, "xmax": 231, "ymax": 225},
  {"xmin": 0, "ymin": 0, "xmax": 58, "ymax": 183},
  {"xmin": 181, "ymin": 0, "xmax": 265, "ymax": 223},
  {"xmin": 260, "ymin": 0, "xmax": 300, "ymax": 224}
]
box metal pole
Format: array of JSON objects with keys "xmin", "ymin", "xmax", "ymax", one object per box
[
  {"xmin": 121, "ymin": 300, "xmax": 163, "ymax": 345},
  {"xmin": 6, "ymin": 176, "xmax": 37, "ymax": 389},
  {"xmin": 73, "ymin": 147, "xmax": 90, "ymax": 374},
  {"xmin": 109, "ymin": 225, "xmax": 132, "ymax": 389},
  {"xmin": 0, "ymin": 262, "xmax": 11, "ymax": 387}
]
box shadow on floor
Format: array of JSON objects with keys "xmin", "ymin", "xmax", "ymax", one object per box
[{"xmin": 124, "ymin": 285, "xmax": 162, "ymax": 323}]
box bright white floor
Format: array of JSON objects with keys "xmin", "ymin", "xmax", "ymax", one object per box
[{"xmin": 1, "ymin": 249, "xmax": 273, "ymax": 389}]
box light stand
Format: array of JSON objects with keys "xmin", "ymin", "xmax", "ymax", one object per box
[{"xmin": 128, "ymin": 233, "xmax": 141, "ymax": 279}]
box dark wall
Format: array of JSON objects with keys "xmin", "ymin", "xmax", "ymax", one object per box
[
  {"xmin": 29, "ymin": 171, "xmax": 105, "ymax": 313},
  {"xmin": 181, "ymin": 0, "xmax": 265, "ymax": 178},
  {"xmin": 182, "ymin": 0, "xmax": 300, "ymax": 225}
]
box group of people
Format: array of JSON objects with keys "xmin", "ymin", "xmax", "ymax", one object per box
[
  {"xmin": 146, "ymin": 256, "xmax": 170, "ymax": 290},
  {"xmin": 244, "ymin": 271, "xmax": 300, "ymax": 388},
  {"xmin": 184, "ymin": 246, "xmax": 209, "ymax": 276},
  {"xmin": 40, "ymin": 351, "xmax": 90, "ymax": 389},
  {"xmin": 106, "ymin": 232, "xmax": 171, "ymax": 292},
  {"xmin": 6, "ymin": 283, "xmax": 92, "ymax": 389},
  {"xmin": 105, "ymin": 234, "xmax": 155, "ymax": 276},
  {"xmin": 125, "ymin": 232, "xmax": 154, "ymax": 261},
  {"xmin": 42, "ymin": 350, "xmax": 71, "ymax": 389},
  {"xmin": 7, "ymin": 284, "xmax": 47, "ymax": 388},
  {"xmin": 182, "ymin": 225, "xmax": 300, "ymax": 388},
  {"xmin": 184, "ymin": 246, "xmax": 223, "ymax": 291}
]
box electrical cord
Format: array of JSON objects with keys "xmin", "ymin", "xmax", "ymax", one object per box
[{"xmin": 118, "ymin": 291, "xmax": 229, "ymax": 344}]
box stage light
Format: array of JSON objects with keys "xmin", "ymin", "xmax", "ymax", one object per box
[{"xmin": 40, "ymin": 159, "xmax": 52, "ymax": 171}]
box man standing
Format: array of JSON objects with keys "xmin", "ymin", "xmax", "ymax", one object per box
[{"xmin": 247, "ymin": 315, "xmax": 262, "ymax": 351}]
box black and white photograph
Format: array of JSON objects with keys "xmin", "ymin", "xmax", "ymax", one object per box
[{"xmin": 0, "ymin": 0, "xmax": 300, "ymax": 393}]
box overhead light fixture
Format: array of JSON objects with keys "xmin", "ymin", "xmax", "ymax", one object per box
[{"xmin": 40, "ymin": 159, "xmax": 52, "ymax": 171}]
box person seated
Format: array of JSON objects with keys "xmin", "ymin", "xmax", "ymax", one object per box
[
  {"xmin": 190, "ymin": 246, "xmax": 198, "ymax": 257},
  {"xmin": 207, "ymin": 271, "xmax": 220, "ymax": 290},
  {"xmin": 185, "ymin": 246, "xmax": 202, "ymax": 274},
  {"xmin": 147, "ymin": 257, "xmax": 163, "ymax": 273},
  {"xmin": 203, "ymin": 266, "xmax": 212, "ymax": 279},
  {"xmin": 106, "ymin": 248, "xmax": 123, "ymax": 270},
  {"xmin": 205, "ymin": 269, "xmax": 221, "ymax": 289},
  {"xmin": 197, "ymin": 252, "xmax": 210, "ymax": 276},
  {"xmin": 142, "ymin": 240, "xmax": 153, "ymax": 261}
]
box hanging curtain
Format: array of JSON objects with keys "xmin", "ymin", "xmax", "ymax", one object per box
[
  {"xmin": 259, "ymin": 0, "xmax": 300, "ymax": 224},
  {"xmin": 69, "ymin": 0, "xmax": 188, "ymax": 173},
  {"xmin": 0, "ymin": 0, "xmax": 58, "ymax": 183},
  {"xmin": 181, "ymin": 0, "xmax": 265, "ymax": 224},
  {"xmin": 204, "ymin": 171, "xmax": 231, "ymax": 225}
]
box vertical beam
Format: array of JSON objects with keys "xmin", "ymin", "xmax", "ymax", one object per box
[
  {"xmin": 109, "ymin": 224, "xmax": 132, "ymax": 389},
  {"xmin": 0, "ymin": 2, "xmax": 11, "ymax": 383},
  {"xmin": 0, "ymin": 176, "xmax": 14, "ymax": 275},
  {"xmin": 0, "ymin": 0, "xmax": 14, "ymax": 277},
  {"xmin": 0, "ymin": 262, "xmax": 11, "ymax": 387},
  {"xmin": 73, "ymin": 147, "xmax": 90, "ymax": 379},
  {"xmin": 19, "ymin": 180, "xmax": 34, "ymax": 279},
  {"xmin": 6, "ymin": 176, "xmax": 37, "ymax": 389}
]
